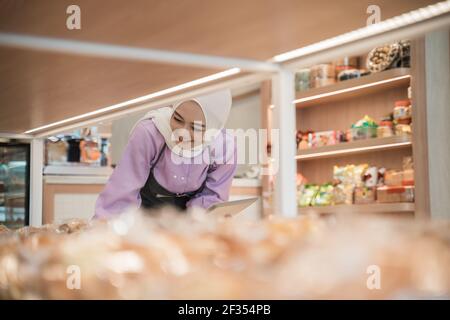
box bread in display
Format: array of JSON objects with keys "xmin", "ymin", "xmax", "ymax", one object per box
[{"xmin": 0, "ymin": 210, "xmax": 448, "ymax": 299}]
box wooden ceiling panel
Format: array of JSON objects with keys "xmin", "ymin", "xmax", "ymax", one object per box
[
  {"xmin": 0, "ymin": 0, "xmax": 441, "ymax": 134},
  {"xmin": 0, "ymin": 0, "xmax": 440, "ymax": 60},
  {"xmin": 0, "ymin": 47, "xmax": 222, "ymax": 133}
]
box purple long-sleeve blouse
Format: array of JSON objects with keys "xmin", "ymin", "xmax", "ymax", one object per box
[{"xmin": 94, "ymin": 119, "xmax": 237, "ymax": 218}]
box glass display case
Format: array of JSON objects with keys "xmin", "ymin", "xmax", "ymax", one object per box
[{"xmin": 0, "ymin": 142, "xmax": 30, "ymax": 229}]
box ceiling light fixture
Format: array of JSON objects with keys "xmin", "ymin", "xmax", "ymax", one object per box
[
  {"xmin": 272, "ymin": 1, "xmax": 450, "ymax": 62},
  {"xmin": 24, "ymin": 67, "xmax": 240, "ymax": 134}
]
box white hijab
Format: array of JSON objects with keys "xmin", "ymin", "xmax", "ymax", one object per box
[{"xmin": 131, "ymin": 89, "xmax": 232, "ymax": 158}]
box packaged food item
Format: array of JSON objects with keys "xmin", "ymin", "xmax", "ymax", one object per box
[
  {"xmin": 363, "ymin": 166, "xmax": 378, "ymax": 187},
  {"xmin": 377, "ymin": 126, "xmax": 393, "ymax": 138},
  {"xmin": 332, "ymin": 163, "xmax": 367, "ymax": 188},
  {"xmin": 79, "ymin": 128, "xmax": 101, "ymax": 164},
  {"xmin": 333, "ymin": 165, "xmax": 353, "ymax": 185},
  {"xmin": 298, "ymin": 184, "xmax": 320, "ymax": 207},
  {"xmin": 352, "ymin": 115, "xmax": 378, "ymax": 130},
  {"xmin": 395, "ymin": 124, "xmax": 412, "ymax": 136},
  {"xmin": 354, "ymin": 187, "xmax": 376, "ymax": 204},
  {"xmin": 366, "ymin": 43, "xmax": 401, "ymax": 73},
  {"xmin": 46, "ymin": 138, "xmax": 68, "ymax": 164},
  {"xmin": 350, "ymin": 115, "xmax": 378, "ymax": 140},
  {"xmin": 296, "ymin": 130, "xmax": 313, "ymax": 150},
  {"xmin": 296, "ymin": 131, "xmax": 302, "ymax": 149},
  {"xmin": 384, "ymin": 170, "xmax": 403, "ymax": 186},
  {"xmin": 311, "ymin": 184, "xmax": 334, "ymax": 206},
  {"xmin": 397, "ymin": 40, "xmax": 411, "ymax": 68},
  {"xmin": 402, "ymin": 169, "xmax": 414, "ymax": 186},
  {"xmin": 377, "ymin": 167, "xmax": 386, "ymax": 186},
  {"xmin": 402, "ymin": 156, "xmax": 414, "ymax": 170},
  {"xmin": 333, "ymin": 184, "xmax": 354, "ymax": 205},
  {"xmin": 393, "ymin": 99, "xmax": 412, "ymax": 121},
  {"xmin": 337, "ymin": 69, "xmax": 361, "ymax": 81},
  {"xmin": 349, "ymin": 127, "xmax": 378, "ymax": 140},
  {"xmin": 334, "ymin": 57, "xmax": 359, "ymax": 73},
  {"xmin": 310, "ymin": 64, "xmax": 335, "ymax": 88},
  {"xmin": 80, "ymin": 139, "xmax": 101, "ymax": 164},
  {"xmin": 310, "ymin": 64, "xmax": 335, "ymax": 79},
  {"xmin": 66, "ymin": 137, "xmax": 81, "ymax": 162},
  {"xmin": 336, "ymin": 130, "xmax": 348, "ymax": 143},
  {"xmin": 295, "ymin": 69, "xmax": 311, "ymax": 92},
  {"xmin": 377, "ymin": 115, "xmax": 394, "ymax": 138},
  {"xmin": 377, "ymin": 186, "xmax": 414, "ymax": 203},
  {"xmin": 353, "ymin": 164, "xmax": 369, "ymax": 187},
  {"xmin": 311, "ymin": 131, "xmax": 338, "ymax": 147},
  {"xmin": 401, "ymin": 156, "xmax": 414, "ymax": 186}
]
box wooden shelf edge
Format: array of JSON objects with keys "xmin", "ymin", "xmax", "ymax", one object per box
[
  {"xmin": 298, "ymin": 202, "xmax": 415, "ymax": 215},
  {"xmin": 296, "ymin": 135, "xmax": 412, "ymax": 161},
  {"xmin": 295, "ymin": 68, "xmax": 411, "ymax": 107}
]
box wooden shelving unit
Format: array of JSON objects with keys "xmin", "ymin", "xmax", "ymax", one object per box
[
  {"xmin": 295, "ymin": 68, "xmax": 411, "ymax": 108},
  {"xmin": 296, "ymin": 135, "xmax": 412, "ymax": 161},
  {"xmin": 298, "ymin": 203, "xmax": 415, "ymax": 215},
  {"xmin": 296, "ymin": 66, "xmax": 414, "ymax": 215}
]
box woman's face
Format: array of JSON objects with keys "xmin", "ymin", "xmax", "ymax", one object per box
[{"xmin": 170, "ymin": 100, "xmax": 206, "ymax": 148}]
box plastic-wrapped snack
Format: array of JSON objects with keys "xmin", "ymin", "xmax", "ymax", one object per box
[
  {"xmin": 354, "ymin": 187, "xmax": 376, "ymax": 204},
  {"xmin": 311, "ymin": 184, "xmax": 334, "ymax": 206},
  {"xmin": 353, "ymin": 164, "xmax": 369, "ymax": 187},
  {"xmin": 403, "ymin": 156, "xmax": 414, "ymax": 170},
  {"xmin": 350, "ymin": 115, "xmax": 378, "ymax": 140},
  {"xmin": 333, "ymin": 184, "xmax": 354, "ymax": 205},
  {"xmin": 367, "ymin": 43, "xmax": 401, "ymax": 73},
  {"xmin": 384, "ymin": 170, "xmax": 403, "ymax": 186},
  {"xmin": 309, "ymin": 64, "xmax": 336, "ymax": 88},
  {"xmin": 298, "ymin": 184, "xmax": 320, "ymax": 207},
  {"xmin": 395, "ymin": 124, "xmax": 412, "ymax": 136},
  {"xmin": 363, "ymin": 166, "xmax": 378, "ymax": 187},
  {"xmin": 295, "ymin": 69, "xmax": 310, "ymax": 92},
  {"xmin": 377, "ymin": 186, "xmax": 415, "ymax": 203},
  {"xmin": 333, "ymin": 165, "xmax": 355, "ymax": 186},
  {"xmin": 377, "ymin": 167, "xmax": 386, "ymax": 186},
  {"xmin": 311, "ymin": 131, "xmax": 338, "ymax": 147}
]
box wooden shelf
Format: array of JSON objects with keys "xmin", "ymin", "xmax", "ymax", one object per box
[
  {"xmin": 296, "ymin": 135, "xmax": 412, "ymax": 161},
  {"xmin": 295, "ymin": 68, "xmax": 411, "ymax": 108},
  {"xmin": 298, "ymin": 202, "xmax": 415, "ymax": 215}
]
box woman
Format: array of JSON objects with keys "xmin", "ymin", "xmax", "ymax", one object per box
[{"xmin": 94, "ymin": 90, "xmax": 237, "ymax": 218}]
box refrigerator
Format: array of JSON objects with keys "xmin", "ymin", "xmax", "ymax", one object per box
[{"xmin": 0, "ymin": 141, "xmax": 30, "ymax": 229}]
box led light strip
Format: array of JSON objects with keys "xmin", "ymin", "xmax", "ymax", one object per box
[
  {"xmin": 293, "ymin": 74, "xmax": 411, "ymax": 104},
  {"xmin": 24, "ymin": 68, "xmax": 240, "ymax": 134},
  {"xmin": 272, "ymin": 0, "xmax": 450, "ymax": 62},
  {"xmin": 295, "ymin": 141, "xmax": 412, "ymax": 160}
]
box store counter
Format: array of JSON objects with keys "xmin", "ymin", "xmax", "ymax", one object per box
[{"xmin": 43, "ymin": 167, "xmax": 262, "ymax": 224}]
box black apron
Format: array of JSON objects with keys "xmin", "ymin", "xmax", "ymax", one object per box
[{"xmin": 139, "ymin": 144, "xmax": 208, "ymax": 211}]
